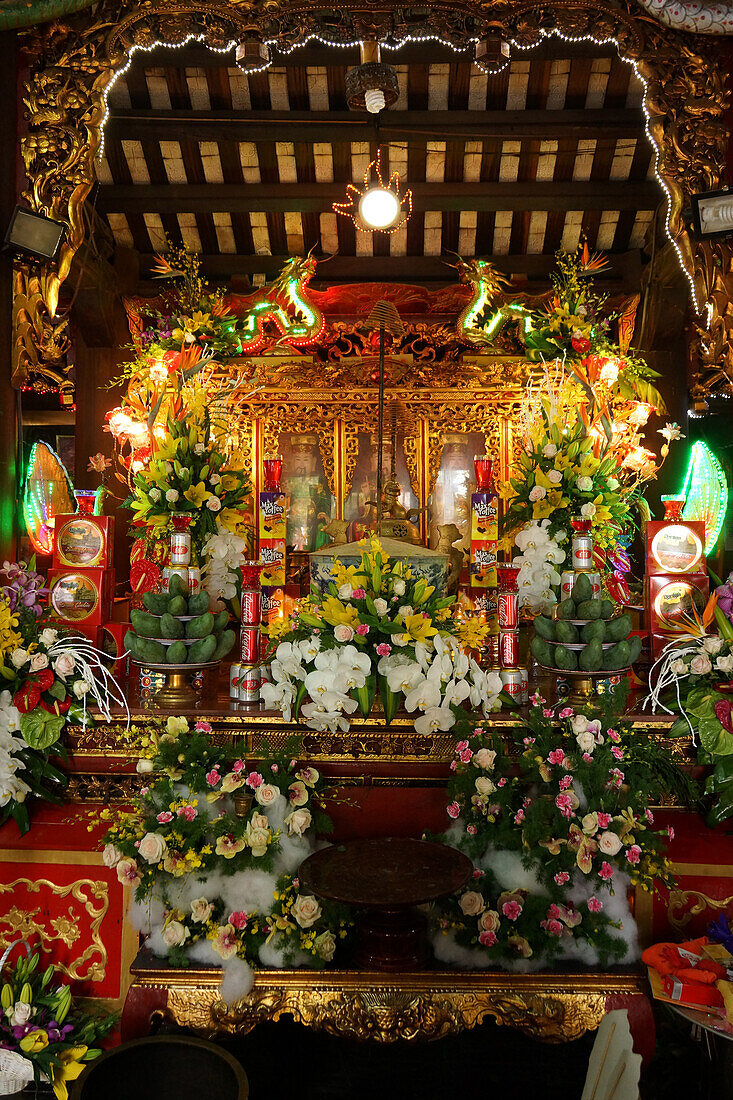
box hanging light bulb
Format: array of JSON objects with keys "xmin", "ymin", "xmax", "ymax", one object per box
[
  {"xmin": 364, "ymin": 87, "xmax": 386, "ymax": 114},
  {"xmin": 333, "ymin": 149, "xmax": 412, "ymax": 234},
  {"xmin": 345, "ymin": 41, "xmax": 399, "ymax": 115},
  {"xmin": 359, "ymin": 187, "xmax": 400, "ymax": 229}
]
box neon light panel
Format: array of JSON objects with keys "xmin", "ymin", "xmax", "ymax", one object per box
[{"xmin": 680, "ymin": 440, "xmax": 728, "ymax": 554}]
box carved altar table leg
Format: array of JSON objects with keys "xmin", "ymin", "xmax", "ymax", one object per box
[{"xmin": 121, "ymin": 983, "xmax": 170, "ymax": 1041}]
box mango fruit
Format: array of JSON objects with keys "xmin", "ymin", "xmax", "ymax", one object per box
[
  {"xmin": 213, "ymin": 609, "xmax": 229, "ymax": 632},
  {"xmin": 606, "ymin": 613, "xmax": 632, "ymax": 642},
  {"xmin": 188, "ymin": 592, "xmax": 210, "ymax": 616},
  {"xmin": 188, "ymin": 634, "xmax": 217, "ymax": 664},
  {"xmin": 557, "ymin": 598, "xmax": 576, "ymax": 620},
  {"xmin": 160, "ymin": 613, "xmax": 184, "ymax": 639},
  {"xmin": 130, "ymin": 609, "xmax": 163, "ymax": 638},
  {"xmin": 572, "ymin": 573, "xmax": 592, "ymax": 603},
  {"xmin": 603, "ymin": 639, "xmax": 631, "ymax": 671},
  {"xmin": 581, "ymin": 619, "xmax": 606, "ymax": 644},
  {"xmin": 576, "ymin": 599, "xmax": 601, "ymax": 620},
  {"xmin": 186, "ymin": 611, "xmax": 214, "ymax": 639},
  {"xmin": 600, "ymin": 599, "xmax": 615, "ymax": 620},
  {"xmin": 167, "ymin": 595, "xmax": 187, "ymax": 616},
  {"xmin": 211, "ymin": 629, "xmax": 236, "ymax": 661},
  {"xmin": 533, "ymin": 615, "xmax": 556, "ymax": 641},
  {"xmin": 556, "ymin": 620, "xmax": 579, "ymax": 644},
  {"xmin": 531, "ymin": 636, "xmax": 554, "ymax": 667},
  {"xmin": 169, "ymin": 573, "xmax": 187, "ymax": 599},
  {"xmin": 142, "ymin": 591, "xmax": 169, "ymax": 614},
  {"xmin": 555, "ymin": 645, "xmax": 578, "ymax": 671},
  {"xmin": 166, "ymin": 640, "xmax": 188, "ymax": 664},
  {"xmin": 579, "ymin": 637, "xmax": 603, "ymax": 671}
]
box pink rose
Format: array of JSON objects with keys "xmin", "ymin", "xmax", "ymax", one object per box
[
  {"xmin": 356, "ymin": 624, "xmax": 370, "ymax": 636},
  {"xmin": 554, "ymin": 872, "xmax": 570, "ymax": 885},
  {"xmin": 229, "ymin": 911, "xmax": 248, "ymax": 930},
  {"xmin": 177, "ymin": 805, "xmax": 197, "ymax": 821},
  {"xmin": 690, "ymin": 653, "xmax": 712, "ymax": 676},
  {"xmin": 334, "ymin": 624, "xmax": 355, "ymax": 642},
  {"xmin": 351, "ymin": 588, "xmax": 366, "ymax": 599},
  {"xmin": 514, "ymin": 810, "xmax": 525, "ymax": 824},
  {"xmin": 447, "ymin": 801, "xmax": 461, "ymax": 819},
  {"xmin": 195, "ymin": 721, "xmax": 212, "ymax": 732},
  {"xmin": 548, "ymin": 749, "xmax": 564, "ymax": 765},
  {"xmin": 246, "ymin": 771, "xmax": 264, "ymax": 789},
  {"xmin": 376, "ymin": 643, "xmax": 391, "ymax": 656},
  {"xmin": 156, "ymin": 811, "xmax": 173, "ymax": 824},
  {"xmin": 232, "ymin": 759, "xmax": 245, "ymax": 774},
  {"xmin": 626, "ymin": 844, "xmax": 642, "ymax": 864},
  {"xmin": 598, "ymin": 861, "xmax": 614, "ymax": 880},
  {"xmin": 466, "ymin": 824, "xmax": 477, "ymax": 835},
  {"xmin": 501, "ymin": 900, "xmax": 522, "ymax": 921},
  {"xmin": 587, "ymin": 897, "xmax": 603, "ymax": 913},
  {"xmin": 479, "ymin": 930, "xmax": 497, "ymax": 947},
  {"xmin": 205, "ymin": 769, "xmax": 220, "ymax": 787},
  {"xmin": 559, "ymin": 707, "xmax": 574, "ymax": 718},
  {"xmin": 559, "ymin": 775, "xmax": 573, "ymax": 791},
  {"xmin": 597, "ymin": 812, "xmax": 612, "ymax": 828},
  {"xmin": 542, "ymin": 919, "xmax": 563, "ymax": 936}
]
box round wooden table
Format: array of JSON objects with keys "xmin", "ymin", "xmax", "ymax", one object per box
[{"xmin": 299, "ymin": 837, "xmax": 473, "ymax": 971}]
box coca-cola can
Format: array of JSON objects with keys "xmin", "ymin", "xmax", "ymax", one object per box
[
  {"xmin": 241, "ymin": 589, "xmax": 261, "ymax": 626},
  {"xmin": 229, "ymin": 662, "xmax": 242, "ymax": 700},
  {"xmin": 240, "ymin": 626, "xmax": 260, "ymax": 664},
  {"xmin": 187, "ymin": 566, "xmax": 201, "ymax": 595},
  {"xmin": 572, "ymin": 536, "xmax": 594, "ymax": 571},
  {"xmin": 238, "ymin": 664, "xmax": 260, "ymax": 704},
  {"xmin": 499, "ymin": 630, "xmax": 519, "ymax": 668},
  {"xmin": 518, "ymin": 666, "xmax": 528, "ymax": 705},
  {"xmin": 500, "ymin": 668, "xmax": 523, "ymax": 699},
  {"xmin": 498, "ymin": 590, "xmax": 519, "ymax": 629}
]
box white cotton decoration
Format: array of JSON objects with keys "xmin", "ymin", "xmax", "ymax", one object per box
[
  {"xmin": 258, "ymin": 941, "xmax": 310, "ymax": 969},
  {"xmin": 482, "ymin": 848, "xmax": 547, "ymax": 896},
  {"xmin": 128, "ymin": 896, "xmax": 165, "ymax": 934},
  {"xmin": 145, "ymin": 928, "xmax": 170, "ymax": 958},
  {"xmin": 431, "ymin": 929, "xmax": 493, "ymax": 969},
  {"xmin": 186, "ymin": 939, "xmax": 221, "ymax": 967},
  {"xmin": 217, "ymin": 868, "xmax": 280, "ymax": 916},
  {"xmin": 218, "ymin": 956, "xmax": 254, "ymax": 1004}
]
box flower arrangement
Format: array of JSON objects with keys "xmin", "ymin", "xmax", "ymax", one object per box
[
  {"xmin": 260, "ymin": 538, "xmax": 508, "ymax": 734},
  {"xmin": 0, "ymin": 947, "xmax": 114, "ymax": 1099},
  {"xmin": 102, "ymin": 718, "xmax": 351, "ymax": 991},
  {"xmin": 0, "ymin": 562, "xmax": 124, "ymax": 833},
  {"xmin": 431, "ymin": 698, "xmax": 689, "ymax": 969},
  {"xmin": 512, "ymin": 521, "xmax": 566, "ymax": 616},
  {"xmin": 645, "ymin": 595, "xmax": 733, "ymax": 825},
  {"xmin": 200, "ymin": 528, "xmax": 251, "ymax": 616}
]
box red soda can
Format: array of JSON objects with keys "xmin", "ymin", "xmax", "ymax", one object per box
[
  {"xmin": 241, "ymin": 588, "xmax": 261, "ymax": 626},
  {"xmin": 240, "ymin": 626, "xmax": 260, "ymax": 664},
  {"xmin": 499, "ymin": 668, "xmax": 522, "ymax": 698},
  {"xmin": 499, "ymin": 630, "xmax": 519, "ymax": 668},
  {"xmin": 238, "ymin": 664, "xmax": 260, "ymax": 704},
  {"xmin": 498, "ymin": 590, "xmax": 519, "ymax": 629}
]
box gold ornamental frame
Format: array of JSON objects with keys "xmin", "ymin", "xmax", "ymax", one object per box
[{"xmin": 13, "ymin": 0, "xmax": 732, "ymax": 403}]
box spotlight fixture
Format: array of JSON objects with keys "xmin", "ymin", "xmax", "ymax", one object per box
[
  {"xmin": 235, "ymin": 32, "xmax": 270, "ymax": 74},
  {"xmin": 474, "ymin": 34, "xmax": 510, "ymax": 73},
  {"xmin": 691, "ymin": 187, "xmax": 733, "ymax": 239},
  {"xmin": 345, "ymin": 41, "xmax": 399, "ymax": 114},
  {"xmin": 4, "ymin": 206, "xmax": 67, "ymax": 261},
  {"xmin": 333, "ymin": 150, "xmax": 412, "ymax": 233}
]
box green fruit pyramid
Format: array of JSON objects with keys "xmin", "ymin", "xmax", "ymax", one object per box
[{"xmin": 125, "ymin": 573, "xmax": 236, "ymax": 666}]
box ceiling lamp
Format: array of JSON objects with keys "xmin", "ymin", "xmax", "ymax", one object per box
[
  {"xmin": 691, "ymin": 187, "xmax": 733, "ymax": 239},
  {"xmin": 345, "ymin": 41, "xmax": 399, "ymax": 114},
  {"xmin": 235, "ymin": 32, "xmax": 270, "ymax": 74},
  {"xmin": 333, "ymin": 150, "xmax": 412, "ymax": 233},
  {"xmin": 474, "ymin": 34, "xmax": 510, "ymax": 73}
]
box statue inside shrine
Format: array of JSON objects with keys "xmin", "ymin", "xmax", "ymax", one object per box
[
  {"xmin": 365, "ymin": 476, "xmax": 427, "ymax": 545},
  {"xmin": 283, "ymin": 435, "xmax": 332, "ymax": 552}
]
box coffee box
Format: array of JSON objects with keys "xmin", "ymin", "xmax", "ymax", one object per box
[
  {"xmin": 48, "ymin": 567, "xmax": 115, "ymax": 636},
  {"xmin": 53, "ymin": 514, "xmax": 114, "ymax": 569}
]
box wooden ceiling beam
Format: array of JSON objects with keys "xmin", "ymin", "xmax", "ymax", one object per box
[
  {"xmin": 133, "ymin": 251, "xmax": 641, "ymax": 287},
  {"xmin": 99, "ymin": 179, "xmax": 660, "ymax": 214},
  {"xmin": 106, "ymin": 107, "xmax": 644, "ymax": 144}
]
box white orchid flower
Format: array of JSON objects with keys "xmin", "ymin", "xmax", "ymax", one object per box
[
  {"xmin": 377, "ymin": 652, "xmax": 412, "ymax": 677},
  {"xmin": 442, "ymin": 679, "xmax": 471, "ymax": 708},
  {"xmin": 314, "ymin": 649, "xmax": 341, "ymax": 673},
  {"xmin": 386, "ymin": 662, "xmax": 424, "ymax": 694},
  {"xmin": 333, "ymin": 666, "xmax": 367, "ymax": 692},
  {"xmin": 403, "ymin": 678, "xmax": 442, "ymax": 713},
  {"xmin": 304, "ymin": 670, "xmax": 338, "ymax": 698},
  {"xmin": 298, "ymin": 636, "xmax": 322, "ymax": 662},
  {"xmin": 337, "ymin": 646, "xmax": 372, "ymax": 676},
  {"xmin": 414, "ymin": 707, "xmax": 456, "ymax": 735}
]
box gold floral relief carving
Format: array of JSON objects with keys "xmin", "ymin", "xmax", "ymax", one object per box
[
  {"xmin": 403, "ymin": 434, "xmax": 420, "ymax": 500},
  {"xmin": 0, "ymin": 878, "xmax": 109, "ymax": 981},
  {"xmin": 667, "ymin": 888, "xmax": 733, "ymax": 931},
  {"xmin": 343, "ymin": 428, "xmax": 360, "ymax": 499}
]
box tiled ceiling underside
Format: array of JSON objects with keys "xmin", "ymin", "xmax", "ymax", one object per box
[{"xmin": 96, "ymin": 40, "xmax": 657, "ymax": 282}]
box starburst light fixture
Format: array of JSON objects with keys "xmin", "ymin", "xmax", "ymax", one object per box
[{"xmin": 333, "ymin": 151, "xmax": 412, "ymax": 233}]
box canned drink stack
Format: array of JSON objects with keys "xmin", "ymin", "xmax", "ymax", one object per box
[
  {"xmin": 229, "ymin": 663, "xmax": 242, "ymax": 700},
  {"xmin": 499, "ymin": 630, "xmax": 519, "ymax": 668},
  {"xmin": 238, "ymin": 665, "xmax": 260, "ymax": 704},
  {"xmin": 241, "ymin": 589, "xmax": 262, "ymax": 626},
  {"xmin": 240, "ymin": 626, "xmax": 260, "ymax": 664},
  {"xmin": 499, "ymin": 668, "xmax": 523, "ymax": 700}
]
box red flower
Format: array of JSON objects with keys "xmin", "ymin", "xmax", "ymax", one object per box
[
  {"xmin": 571, "ymin": 334, "xmax": 591, "ymax": 355},
  {"xmin": 715, "ymin": 700, "xmax": 733, "ymax": 733}
]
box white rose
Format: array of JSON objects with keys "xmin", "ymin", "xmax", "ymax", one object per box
[
  {"xmin": 690, "ymin": 654, "xmax": 712, "ymax": 676},
  {"xmin": 374, "ymin": 598, "xmax": 388, "ymax": 616},
  {"xmin": 207, "ymin": 497, "xmax": 222, "ymax": 512},
  {"xmin": 39, "ymin": 628, "xmax": 58, "ymax": 647},
  {"xmin": 459, "ymin": 891, "xmax": 485, "ymax": 916},
  {"xmin": 576, "ymin": 731, "xmax": 596, "ymax": 754},
  {"xmin": 337, "ymin": 583, "xmax": 354, "ymax": 600},
  {"xmin": 314, "ymin": 930, "xmax": 336, "ymax": 961},
  {"xmin": 209, "ymin": 473, "xmax": 221, "ymax": 485},
  {"xmin": 7, "ymin": 1002, "xmax": 32, "ymax": 1027},
  {"xmin": 475, "ymin": 776, "xmax": 496, "ymax": 796},
  {"xmin": 598, "ymin": 831, "xmax": 623, "ymax": 856},
  {"xmin": 190, "ymin": 897, "xmax": 213, "ymax": 923},
  {"xmin": 473, "ymin": 748, "xmax": 497, "ymax": 770},
  {"xmin": 284, "ymin": 807, "xmax": 312, "ymax": 836},
  {"xmin": 715, "ymin": 655, "xmax": 733, "ymax": 675},
  {"xmin": 138, "ymin": 832, "xmax": 168, "ymax": 864},
  {"xmin": 10, "ymin": 649, "xmax": 29, "ymax": 669},
  {"xmin": 245, "ymin": 824, "xmax": 270, "ymax": 858},
  {"xmin": 149, "ymin": 488, "xmax": 161, "ymax": 502},
  {"xmin": 162, "ymin": 920, "xmax": 189, "ymax": 948},
  {"xmin": 528, "ymin": 486, "xmax": 546, "ymax": 502},
  {"xmin": 165, "ymin": 489, "xmax": 179, "ymax": 504},
  {"xmin": 193, "ymin": 443, "xmax": 205, "ymax": 455},
  {"xmin": 136, "ymin": 758, "xmax": 154, "ymax": 774},
  {"xmin": 581, "ymin": 502, "xmax": 596, "ymax": 518},
  {"xmin": 292, "ymin": 894, "xmax": 322, "ymax": 928},
  {"xmin": 547, "ymin": 470, "xmax": 563, "ymax": 485},
  {"xmin": 392, "ymin": 579, "xmax": 406, "ymax": 596},
  {"xmin": 255, "ymin": 783, "xmax": 280, "ymax": 807},
  {"xmin": 581, "ymin": 812, "xmax": 598, "ymax": 834},
  {"xmin": 577, "ymin": 476, "xmax": 593, "ymax": 492},
  {"xmin": 542, "ymin": 443, "xmax": 558, "ymax": 458},
  {"xmin": 398, "ymin": 605, "xmax": 414, "ymax": 619},
  {"xmin": 72, "ymin": 680, "xmax": 91, "ymax": 698},
  {"xmin": 670, "ymin": 658, "xmax": 688, "ymax": 676},
  {"xmin": 570, "ymin": 714, "xmax": 589, "ymax": 734},
  {"xmin": 607, "ymin": 477, "xmax": 619, "ymax": 490},
  {"xmin": 102, "ymin": 843, "xmax": 123, "ymax": 868},
  {"xmin": 29, "ymin": 653, "xmax": 49, "ymax": 673},
  {"xmin": 53, "ymin": 653, "xmax": 76, "ymax": 679},
  {"xmin": 334, "ymin": 624, "xmax": 355, "ymax": 643}
]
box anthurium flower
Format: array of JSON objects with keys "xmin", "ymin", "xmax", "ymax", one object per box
[
  {"xmin": 50, "ymin": 1045, "xmax": 89, "ymax": 1100},
  {"xmin": 183, "ymin": 482, "xmax": 210, "ymax": 508}
]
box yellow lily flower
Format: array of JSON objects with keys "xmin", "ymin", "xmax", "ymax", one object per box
[
  {"xmin": 184, "ymin": 482, "xmax": 210, "ymax": 508},
  {"xmin": 320, "ymin": 597, "xmax": 361, "ymax": 628},
  {"xmin": 220, "ymin": 474, "xmax": 239, "ymax": 492},
  {"xmin": 577, "ymin": 454, "xmax": 600, "ymax": 478},
  {"xmin": 534, "ymin": 467, "xmax": 556, "ymax": 491},
  {"xmin": 20, "ymin": 1029, "xmax": 49, "ymax": 1053},
  {"xmin": 51, "ymin": 1045, "xmax": 89, "ymax": 1100},
  {"xmin": 403, "ymin": 613, "xmax": 437, "ymax": 642}
]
